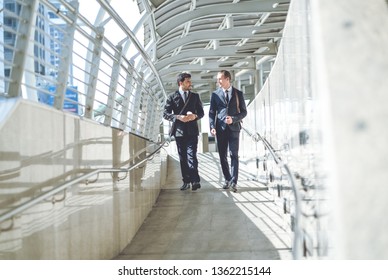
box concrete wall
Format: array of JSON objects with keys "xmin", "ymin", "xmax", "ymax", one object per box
[
  {"xmin": 0, "ymin": 99, "xmax": 167, "ymax": 259},
  {"xmin": 240, "ymin": 0, "xmax": 388, "ymax": 259},
  {"xmin": 311, "ymin": 0, "xmax": 388, "ymax": 259}
]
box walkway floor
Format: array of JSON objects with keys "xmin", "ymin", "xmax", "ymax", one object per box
[{"xmin": 114, "ymin": 152, "xmax": 293, "ymax": 260}]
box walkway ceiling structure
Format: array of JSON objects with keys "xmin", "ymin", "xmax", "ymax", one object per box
[{"xmin": 137, "ymin": 0, "xmax": 290, "ymax": 104}]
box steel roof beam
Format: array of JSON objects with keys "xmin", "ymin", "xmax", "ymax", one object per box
[
  {"xmin": 158, "ymin": 59, "xmax": 257, "ymax": 76},
  {"xmin": 155, "ymin": 44, "xmax": 277, "ymax": 70},
  {"xmin": 157, "ymin": 26, "xmax": 284, "ymax": 58},
  {"xmin": 156, "ymin": 0, "xmax": 289, "ymax": 37}
]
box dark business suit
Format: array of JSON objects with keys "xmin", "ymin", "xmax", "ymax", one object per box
[
  {"xmin": 164, "ymin": 90, "xmax": 204, "ymax": 184},
  {"xmin": 209, "ymin": 87, "xmax": 247, "ymax": 184}
]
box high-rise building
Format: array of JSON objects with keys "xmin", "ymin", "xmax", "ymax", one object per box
[
  {"xmin": 2, "ymin": 0, "xmax": 48, "ymax": 92},
  {"xmin": 0, "ymin": 0, "xmax": 4, "ymax": 94},
  {"xmin": 2, "ymin": 0, "xmax": 76, "ymax": 111},
  {"xmin": 2, "ymin": 0, "xmax": 21, "ymax": 93}
]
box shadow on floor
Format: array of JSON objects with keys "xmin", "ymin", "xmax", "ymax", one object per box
[{"xmin": 114, "ymin": 152, "xmax": 293, "ymax": 260}]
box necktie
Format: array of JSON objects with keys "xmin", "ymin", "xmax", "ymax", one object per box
[
  {"xmin": 184, "ymin": 91, "xmax": 188, "ymax": 102},
  {"xmin": 225, "ymin": 90, "xmax": 229, "ymax": 104}
]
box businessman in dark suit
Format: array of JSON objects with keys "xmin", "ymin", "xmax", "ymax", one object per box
[
  {"xmin": 209, "ymin": 70, "xmax": 247, "ymax": 192},
  {"xmin": 163, "ymin": 73, "xmax": 204, "ymax": 191}
]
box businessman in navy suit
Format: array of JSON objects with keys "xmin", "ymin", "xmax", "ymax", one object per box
[
  {"xmin": 209, "ymin": 70, "xmax": 247, "ymax": 192},
  {"xmin": 164, "ymin": 73, "xmax": 204, "ymax": 191}
]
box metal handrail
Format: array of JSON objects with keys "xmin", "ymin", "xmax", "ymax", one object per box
[
  {"xmin": 0, "ymin": 140, "xmax": 168, "ymax": 226},
  {"xmin": 96, "ymin": 0, "xmax": 167, "ymax": 100},
  {"xmin": 242, "ymin": 127, "xmax": 303, "ymax": 259}
]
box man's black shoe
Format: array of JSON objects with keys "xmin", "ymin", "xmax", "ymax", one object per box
[
  {"xmin": 222, "ymin": 181, "xmax": 230, "ymax": 189},
  {"xmin": 180, "ymin": 183, "xmax": 191, "ymax": 191},
  {"xmin": 192, "ymin": 182, "xmax": 201, "ymax": 191},
  {"xmin": 230, "ymin": 182, "xmax": 238, "ymax": 193}
]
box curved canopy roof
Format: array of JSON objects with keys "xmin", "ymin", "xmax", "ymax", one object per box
[{"xmin": 138, "ymin": 0, "xmax": 290, "ymax": 104}]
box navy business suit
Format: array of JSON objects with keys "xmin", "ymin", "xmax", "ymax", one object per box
[
  {"xmin": 164, "ymin": 90, "xmax": 204, "ymax": 184},
  {"xmin": 209, "ymin": 87, "xmax": 247, "ymax": 184}
]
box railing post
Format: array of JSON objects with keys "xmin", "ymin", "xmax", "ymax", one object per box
[
  {"xmin": 84, "ymin": 26, "xmax": 105, "ymax": 119},
  {"xmin": 145, "ymin": 96, "xmax": 157, "ymax": 139},
  {"xmin": 130, "ymin": 72, "xmax": 144, "ymax": 134},
  {"xmin": 104, "ymin": 45, "xmax": 123, "ymax": 126},
  {"xmin": 53, "ymin": 0, "xmax": 79, "ymax": 110},
  {"xmin": 150, "ymin": 102, "xmax": 162, "ymax": 142},
  {"xmin": 7, "ymin": 0, "xmax": 38, "ymax": 98},
  {"xmin": 119, "ymin": 63, "xmax": 134, "ymax": 130},
  {"xmin": 141, "ymin": 93, "xmax": 151, "ymax": 137}
]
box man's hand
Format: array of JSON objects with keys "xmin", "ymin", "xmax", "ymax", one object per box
[
  {"xmin": 178, "ymin": 111, "xmax": 197, "ymax": 122},
  {"xmin": 186, "ymin": 111, "xmax": 196, "ymax": 121},
  {"xmin": 210, "ymin": 128, "xmax": 216, "ymax": 136},
  {"xmin": 178, "ymin": 114, "xmax": 196, "ymax": 122},
  {"xmin": 225, "ymin": 116, "xmax": 233, "ymax": 125},
  {"xmin": 178, "ymin": 115, "xmax": 188, "ymax": 122}
]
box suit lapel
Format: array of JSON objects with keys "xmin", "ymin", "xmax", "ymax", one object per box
[
  {"xmin": 229, "ymin": 87, "xmax": 235, "ymax": 104},
  {"xmin": 173, "ymin": 91, "xmax": 183, "ymax": 104},
  {"xmin": 216, "ymin": 88, "xmax": 227, "ymax": 105}
]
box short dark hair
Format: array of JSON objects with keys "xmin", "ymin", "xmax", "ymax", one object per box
[
  {"xmin": 177, "ymin": 73, "xmax": 191, "ymax": 86},
  {"xmin": 218, "ymin": 70, "xmax": 231, "ymax": 80}
]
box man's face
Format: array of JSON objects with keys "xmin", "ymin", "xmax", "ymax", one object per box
[
  {"xmin": 217, "ymin": 73, "xmax": 230, "ymax": 89},
  {"xmin": 180, "ymin": 78, "xmax": 192, "ymax": 91}
]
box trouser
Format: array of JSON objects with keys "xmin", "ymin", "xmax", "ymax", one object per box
[
  {"xmin": 175, "ymin": 135, "xmax": 200, "ymax": 183},
  {"xmin": 216, "ymin": 128, "xmax": 240, "ymax": 184}
]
